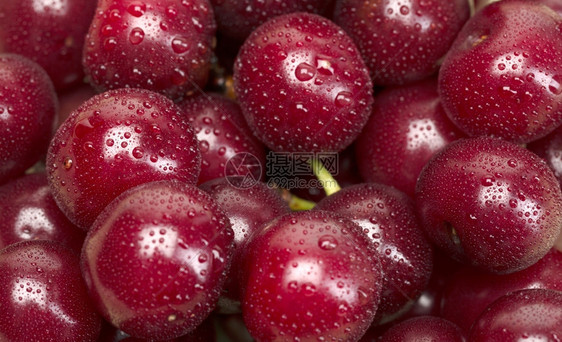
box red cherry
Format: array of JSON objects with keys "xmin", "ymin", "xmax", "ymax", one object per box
[
  {"xmin": 81, "ymin": 180, "xmax": 234, "ymax": 340},
  {"xmin": 47, "ymin": 88, "xmax": 201, "ymax": 230}
]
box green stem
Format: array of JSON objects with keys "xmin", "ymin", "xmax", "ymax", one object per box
[
  {"xmin": 309, "ymin": 158, "xmax": 341, "ymax": 197},
  {"xmin": 276, "ymin": 187, "xmax": 316, "ymax": 211}
]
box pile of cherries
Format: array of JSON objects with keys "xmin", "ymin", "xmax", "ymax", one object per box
[{"xmin": 1, "ymin": 0, "xmax": 562, "ymax": 341}]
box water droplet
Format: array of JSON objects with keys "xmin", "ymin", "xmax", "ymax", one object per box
[
  {"xmin": 548, "ymin": 75, "xmax": 562, "ymax": 95},
  {"xmin": 127, "ymin": 2, "xmax": 146, "ymax": 17},
  {"xmin": 481, "ymin": 176, "xmax": 494, "ymax": 187},
  {"xmin": 318, "ymin": 235, "xmax": 338, "ymax": 250},
  {"xmin": 63, "ymin": 157, "xmax": 73, "ymax": 170},
  {"xmin": 303, "ymin": 283, "xmax": 316, "ymax": 296},
  {"xmin": 129, "ymin": 27, "xmax": 145, "ymax": 45},
  {"xmin": 295, "ymin": 62, "xmax": 316, "ymax": 81},
  {"xmin": 335, "ymin": 91, "xmax": 353, "ymax": 107},
  {"xmin": 498, "ymin": 63, "xmax": 506, "ymax": 71},
  {"xmin": 171, "ymin": 68, "xmax": 187, "ymax": 85},
  {"xmin": 400, "ymin": 5, "xmax": 409, "ymax": 15},
  {"xmin": 507, "ymin": 159, "xmax": 517, "ymax": 168},
  {"xmin": 132, "ymin": 147, "xmax": 144, "ymax": 159},
  {"xmin": 198, "ymin": 254, "xmax": 208, "ymax": 263},
  {"xmin": 316, "ymin": 57, "xmax": 334, "ymax": 75},
  {"xmin": 172, "ymin": 37, "xmax": 189, "ymax": 54}
]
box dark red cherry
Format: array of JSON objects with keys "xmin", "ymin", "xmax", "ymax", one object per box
[
  {"xmin": 334, "ymin": 0, "xmax": 469, "ymax": 86},
  {"xmin": 439, "ymin": 0, "xmax": 562, "ymax": 144},
  {"xmin": 0, "ymin": 173, "xmax": 85, "ymax": 253},
  {"xmin": 316, "ymin": 183, "xmax": 433, "ymax": 324},
  {"xmin": 81, "ymin": 180, "xmax": 234, "ymax": 340},
  {"xmin": 178, "ymin": 93, "xmax": 266, "ymax": 185},
  {"xmin": 0, "ymin": 54, "xmax": 57, "ymax": 185},
  {"xmin": 83, "ymin": 0, "xmax": 216, "ymax": 100},
  {"xmin": 200, "ymin": 177, "xmax": 289, "ymax": 311},
  {"xmin": 0, "ymin": 0, "xmax": 96, "ymax": 90},
  {"xmin": 469, "ymin": 289, "xmax": 562, "ymax": 341},
  {"xmin": 355, "ymin": 77, "xmax": 466, "ymax": 198},
  {"xmin": 47, "ymin": 88, "xmax": 201, "ymax": 230},
  {"xmin": 234, "ymin": 12, "xmax": 373, "ymax": 152},
  {"xmin": 415, "ymin": 136, "xmax": 562, "ymax": 274},
  {"xmin": 240, "ymin": 210, "xmax": 383, "ymax": 341},
  {"xmin": 210, "ymin": 0, "xmax": 328, "ymax": 41},
  {"xmin": 0, "ymin": 240, "xmax": 101, "ymax": 341},
  {"xmin": 441, "ymin": 248, "xmax": 562, "ymax": 333},
  {"xmin": 379, "ymin": 316, "xmax": 465, "ymax": 342}
]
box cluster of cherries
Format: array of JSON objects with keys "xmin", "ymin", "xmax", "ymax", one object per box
[{"xmin": 1, "ymin": 0, "xmax": 562, "ymax": 341}]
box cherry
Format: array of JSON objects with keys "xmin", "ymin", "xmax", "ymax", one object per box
[
  {"xmin": 315, "ymin": 183, "xmax": 433, "ymax": 324},
  {"xmin": 47, "ymin": 88, "xmax": 201, "ymax": 230},
  {"xmin": 0, "ymin": 0, "xmax": 96, "ymax": 91},
  {"xmin": 233, "ymin": 12, "xmax": 373, "ymax": 153},
  {"xmin": 415, "ymin": 136, "xmax": 562, "ymax": 274},
  {"xmin": 81, "ymin": 180, "xmax": 234, "ymax": 340},
  {"xmin": 178, "ymin": 93, "xmax": 266, "ymax": 185},
  {"xmin": 240, "ymin": 210, "xmax": 383, "ymax": 341},
  {"xmin": 355, "ymin": 77, "xmax": 466, "ymax": 198},
  {"xmin": 0, "ymin": 54, "xmax": 57, "ymax": 185},
  {"xmin": 438, "ymin": 0, "xmax": 562, "ymax": 144},
  {"xmin": 199, "ymin": 177, "xmax": 289, "ymax": 312},
  {"xmin": 0, "ymin": 173, "xmax": 85, "ymax": 254},
  {"xmin": 0, "ymin": 240, "xmax": 101, "ymax": 341},
  {"xmin": 469, "ymin": 289, "xmax": 562, "ymax": 341},
  {"xmin": 210, "ymin": 0, "xmax": 328, "ymax": 41},
  {"xmin": 440, "ymin": 248, "xmax": 562, "ymax": 332},
  {"xmin": 378, "ymin": 316, "xmax": 465, "ymax": 342},
  {"xmin": 333, "ymin": 0, "xmax": 469, "ymax": 86},
  {"xmin": 83, "ymin": 0, "xmax": 216, "ymax": 100}
]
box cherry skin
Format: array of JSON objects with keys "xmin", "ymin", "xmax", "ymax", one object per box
[
  {"xmin": 0, "ymin": 173, "xmax": 85, "ymax": 254},
  {"xmin": 210, "ymin": 0, "xmax": 328, "ymax": 42},
  {"xmin": 0, "ymin": 54, "xmax": 57, "ymax": 185},
  {"xmin": 334, "ymin": 0, "xmax": 469, "ymax": 86},
  {"xmin": 315, "ymin": 183, "xmax": 433, "ymax": 324},
  {"xmin": 81, "ymin": 180, "xmax": 234, "ymax": 340},
  {"xmin": 240, "ymin": 210, "xmax": 383, "ymax": 341},
  {"xmin": 199, "ymin": 177, "xmax": 289, "ymax": 311},
  {"xmin": 438, "ymin": 0, "xmax": 562, "ymax": 144},
  {"xmin": 440, "ymin": 248, "xmax": 562, "ymax": 333},
  {"xmin": 83, "ymin": 0, "xmax": 216, "ymax": 100},
  {"xmin": 415, "ymin": 136, "xmax": 562, "ymax": 274},
  {"xmin": 178, "ymin": 93, "xmax": 266, "ymax": 185},
  {"xmin": 469, "ymin": 289, "xmax": 562, "ymax": 341},
  {"xmin": 0, "ymin": 0, "xmax": 96, "ymax": 90},
  {"xmin": 379, "ymin": 316, "xmax": 465, "ymax": 342},
  {"xmin": 234, "ymin": 12, "xmax": 373, "ymax": 153},
  {"xmin": 355, "ymin": 77, "xmax": 466, "ymax": 198},
  {"xmin": 0, "ymin": 240, "xmax": 101, "ymax": 341},
  {"xmin": 47, "ymin": 88, "xmax": 201, "ymax": 230}
]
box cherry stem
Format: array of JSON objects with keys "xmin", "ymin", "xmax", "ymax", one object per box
[
  {"xmin": 309, "ymin": 158, "xmax": 341, "ymax": 197},
  {"xmin": 276, "ymin": 188, "xmax": 316, "ymax": 211}
]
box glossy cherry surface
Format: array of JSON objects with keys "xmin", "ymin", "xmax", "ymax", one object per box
[
  {"xmin": 0, "ymin": 173, "xmax": 85, "ymax": 253},
  {"xmin": 469, "ymin": 289, "xmax": 562, "ymax": 341},
  {"xmin": 441, "ymin": 248, "xmax": 562, "ymax": 333},
  {"xmin": 0, "ymin": 0, "xmax": 96, "ymax": 90},
  {"xmin": 0, "ymin": 240, "xmax": 101, "ymax": 341},
  {"xmin": 316, "ymin": 183, "xmax": 433, "ymax": 324},
  {"xmin": 179, "ymin": 93, "xmax": 266, "ymax": 185},
  {"xmin": 415, "ymin": 136, "xmax": 562, "ymax": 274},
  {"xmin": 47, "ymin": 88, "xmax": 201, "ymax": 230},
  {"xmin": 379, "ymin": 316, "xmax": 465, "ymax": 342},
  {"xmin": 81, "ymin": 181, "xmax": 234, "ymax": 340},
  {"xmin": 210, "ymin": 0, "xmax": 327, "ymax": 41},
  {"xmin": 0, "ymin": 54, "xmax": 57, "ymax": 185},
  {"xmin": 200, "ymin": 177, "xmax": 289, "ymax": 309},
  {"xmin": 439, "ymin": 0, "xmax": 562, "ymax": 144},
  {"xmin": 83, "ymin": 0, "xmax": 216, "ymax": 100},
  {"xmin": 355, "ymin": 78, "xmax": 466, "ymax": 198},
  {"xmin": 234, "ymin": 12, "xmax": 373, "ymax": 152},
  {"xmin": 334, "ymin": 0, "xmax": 469, "ymax": 86},
  {"xmin": 241, "ymin": 210, "xmax": 383, "ymax": 341}
]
